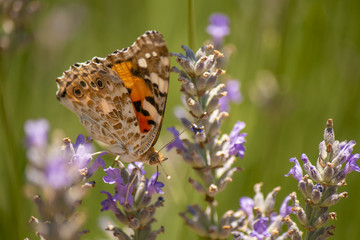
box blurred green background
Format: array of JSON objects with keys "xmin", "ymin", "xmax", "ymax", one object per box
[{"xmin": 1, "ymin": 0, "xmax": 360, "ymax": 239}]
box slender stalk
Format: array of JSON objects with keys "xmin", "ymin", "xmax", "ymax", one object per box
[
  {"xmin": 0, "ymin": 51, "xmax": 21, "ymax": 240},
  {"xmin": 187, "ymin": 0, "xmax": 195, "ymax": 49}
]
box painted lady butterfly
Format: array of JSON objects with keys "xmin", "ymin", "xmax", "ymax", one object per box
[{"xmin": 56, "ymin": 31, "xmax": 170, "ymax": 165}]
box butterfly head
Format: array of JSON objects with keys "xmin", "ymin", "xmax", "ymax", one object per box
[{"xmin": 145, "ymin": 147, "xmax": 167, "ymax": 165}]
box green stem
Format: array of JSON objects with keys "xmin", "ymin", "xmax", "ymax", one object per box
[
  {"xmin": 209, "ymin": 201, "xmax": 217, "ymax": 225},
  {"xmin": 0, "ymin": 51, "xmax": 21, "ymax": 239},
  {"xmin": 187, "ymin": 0, "xmax": 195, "ymax": 49}
]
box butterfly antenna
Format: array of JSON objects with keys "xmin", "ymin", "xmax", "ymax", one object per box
[
  {"xmin": 157, "ymin": 161, "xmax": 171, "ymax": 180},
  {"xmin": 157, "ymin": 112, "xmax": 207, "ymax": 153}
]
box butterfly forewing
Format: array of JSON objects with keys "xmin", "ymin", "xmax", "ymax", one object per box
[{"xmin": 56, "ymin": 31, "xmax": 169, "ymax": 163}]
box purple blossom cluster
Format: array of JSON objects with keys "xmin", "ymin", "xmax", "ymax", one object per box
[
  {"xmin": 24, "ymin": 119, "xmax": 165, "ymax": 239},
  {"xmin": 207, "ymin": 13, "xmax": 230, "ymax": 48},
  {"xmin": 285, "ymin": 119, "xmax": 360, "ymax": 239},
  {"xmin": 233, "ymin": 183, "xmax": 302, "ymax": 240},
  {"xmin": 100, "ymin": 161, "xmax": 165, "ymax": 239},
  {"xmin": 24, "ymin": 119, "xmax": 105, "ymax": 239},
  {"xmin": 168, "ymin": 38, "xmax": 246, "ymax": 237}
]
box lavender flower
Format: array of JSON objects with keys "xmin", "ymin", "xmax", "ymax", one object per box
[
  {"xmin": 101, "ymin": 161, "xmax": 165, "ymax": 239},
  {"xmin": 114, "ymin": 182, "xmax": 134, "ymax": 206},
  {"xmin": 24, "ymin": 118, "xmax": 49, "ymax": 147},
  {"xmin": 250, "ymin": 217, "xmax": 271, "ymax": 239},
  {"xmin": 103, "ymin": 166, "xmax": 123, "ymax": 184},
  {"xmin": 207, "ymin": 13, "xmax": 230, "ymax": 47},
  {"xmin": 172, "ymin": 44, "xmax": 246, "ymax": 239},
  {"xmin": 285, "ymin": 119, "xmax": 359, "ymax": 239},
  {"xmin": 229, "ymin": 121, "xmax": 247, "ymax": 158},
  {"xmin": 219, "ymin": 80, "xmax": 242, "ymax": 112},
  {"xmin": 233, "ymin": 183, "xmax": 302, "ymax": 240},
  {"xmin": 24, "ymin": 119, "xmax": 105, "ymax": 239},
  {"xmin": 285, "ymin": 158, "xmax": 303, "ymax": 181},
  {"xmin": 147, "ymin": 172, "xmax": 165, "ymax": 196}
]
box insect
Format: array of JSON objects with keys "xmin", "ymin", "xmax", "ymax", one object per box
[{"xmin": 56, "ymin": 31, "xmax": 170, "ymax": 165}]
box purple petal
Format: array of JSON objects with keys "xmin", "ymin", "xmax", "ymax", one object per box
[
  {"xmin": 166, "ymin": 127, "xmax": 185, "ymax": 151},
  {"xmin": 24, "ymin": 119, "xmax": 49, "ymax": 147},
  {"xmin": 88, "ymin": 152, "xmax": 107, "ymax": 176},
  {"xmin": 103, "ymin": 167, "xmax": 123, "ymax": 184},
  {"xmin": 279, "ymin": 195, "xmax": 292, "ymax": 217},
  {"xmin": 335, "ymin": 140, "xmax": 356, "ymax": 165},
  {"xmin": 301, "ymin": 154, "xmax": 321, "ymax": 181},
  {"xmin": 229, "ymin": 121, "xmax": 246, "ymax": 140},
  {"xmin": 115, "ymin": 183, "xmax": 134, "ymax": 206},
  {"xmin": 100, "ymin": 191, "xmax": 118, "ymax": 212},
  {"xmin": 239, "ymin": 197, "xmax": 254, "ymax": 217},
  {"xmin": 285, "ymin": 158, "xmax": 303, "ymax": 181},
  {"xmin": 45, "ymin": 156, "xmax": 74, "ymax": 189},
  {"xmin": 219, "ymin": 80, "xmax": 242, "ymax": 112},
  {"xmin": 206, "ymin": 13, "xmax": 230, "ymax": 45},
  {"xmin": 344, "ymin": 154, "xmax": 360, "ymax": 175},
  {"xmin": 128, "ymin": 162, "xmax": 146, "ymax": 175},
  {"xmin": 250, "ymin": 217, "xmax": 271, "ymax": 239},
  {"xmin": 229, "ymin": 122, "xmax": 247, "ymax": 158},
  {"xmin": 147, "ymin": 173, "xmax": 165, "ymax": 196},
  {"xmin": 74, "ymin": 134, "xmax": 85, "ymax": 150}
]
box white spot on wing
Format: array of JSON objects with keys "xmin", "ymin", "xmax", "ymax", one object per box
[
  {"xmin": 138, "ymin": 58, "xmax": 147, "ymax": 68},
  {"xmin": 143, "ymin": 98, "xmax": 160, "ymax": 121},
  {"xmin": 145, "ymin": 53, "xmax": 151, "ymax": 58},
  {"xmin": 150, "ymin": 72, "xmax": 167, "ymax": 92},
  {"xmin": 160, "ymin": 56, "xmax": 169, "ymax": 66},
  {"xmin": 152, "ymin": 51, "xmax": 158, "ymax": 57}
]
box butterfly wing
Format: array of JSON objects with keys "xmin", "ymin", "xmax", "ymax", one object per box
[
  {"xmin": 56, "ymin": 31, "xmax": 169, "ymax": 161},
  {"xmin": 102, "ymin": 31, "xmax": 170, "ymax": 155},
  {"xmin": 56, "ymin": 61, "xmax": 142, "ymax": 157}
]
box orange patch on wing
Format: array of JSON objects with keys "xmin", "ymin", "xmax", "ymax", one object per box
[
  {"xmin": 136, "ymin": 112, "xmax": 152, "ymax": 133},
  {"xmin": 112, "ymin": 61, "xmax": 153, "ymax": 133}
]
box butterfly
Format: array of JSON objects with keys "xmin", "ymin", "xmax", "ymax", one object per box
[{"xmin": 56, "ymin": 31, "xmax": 170, "ymax": 165}]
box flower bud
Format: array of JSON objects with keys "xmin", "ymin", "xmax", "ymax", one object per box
[
  {"xmin": 321, "ymin": 192, "xmax": 348, "ymax": 207},
  {"xmin": 208, "ymin": 119, "xmax": 221, "ymax": 139},
  {"xmin": 188, "ymin": 178, "xmax": 206, "ymax": 195},
  {"xmin": 187, "ymin": 98, "xmax": 203, "ymax": 118},
  {"xmin": 323, "ymin": 163, "xmax": 334, "ymax": 182},
  {"xmin": 319, "ymin": 141, "xmax": 328, "ymax": 162},
  {"xmin": 323, "ymin": 119, "xmax": 335, "ymax": 145},
  {"xmin": 128, "ymin": 216, "xmax": 140, "ymax": 229},
  {"xmin": 310, "ymin": 187, "xmax": 321, "ymax": 204},
  {"xmin": 264, "ymin": 186, "xmax": 281, "ymax": 215},
  {"xmin": 134, "ymin": 177, "xmax": 147, "ymax": 205},
  {"xmin": 194, "ymin": 56, "xmax": 207, "ymax": 76},
  {"xmin": 206, "ymin": 68, "xmax": 224, "ymax": 89},
  {"xmin": 176, "ymin": 56, "xmax": 194, "ymax": 75},
  {"xmin": 197, "ymin": 72, "xmax": 209, "ymax": 92},
  {"xmin": 292, "ymin": 206, "xmax": 308, "ymax": 226},
  {"xmin": 312, "ymin": 212, "xmax": 330, "ymax": 228},
  {"xmin": 189, "ymin": 150, "xmax": 206, "ymax": 168},
  {"xmin": 305, "ymin": 178, "xmax": 314, "ymax": 196},
  {"xmin": 208, "ymin": 184, "xmax": 219, "ymax": 197},
  {"xmin": 298, "ymin": 180, "xmax": 309, "ymax": 197},
  {"xmin": 206, "ymin": 96, "xmax": 219, "ymax": 114},
  {"xmin": 301, "ymin": 154, "xmax": 322, "ymax": 182},
  {"xmin": 204, "ymin": 55, "xmax": 216, "ymax": 72},
  {"xmin": 138, "ymin": 208, "xmax": 151, "ymax": 225},
  {"xmin": 182, "ymin": 45, "xmax": 196, "ymax": 60},
  {"xmin": 182, "ymin": 81, "xmax": 197, "ymax": 95}
]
